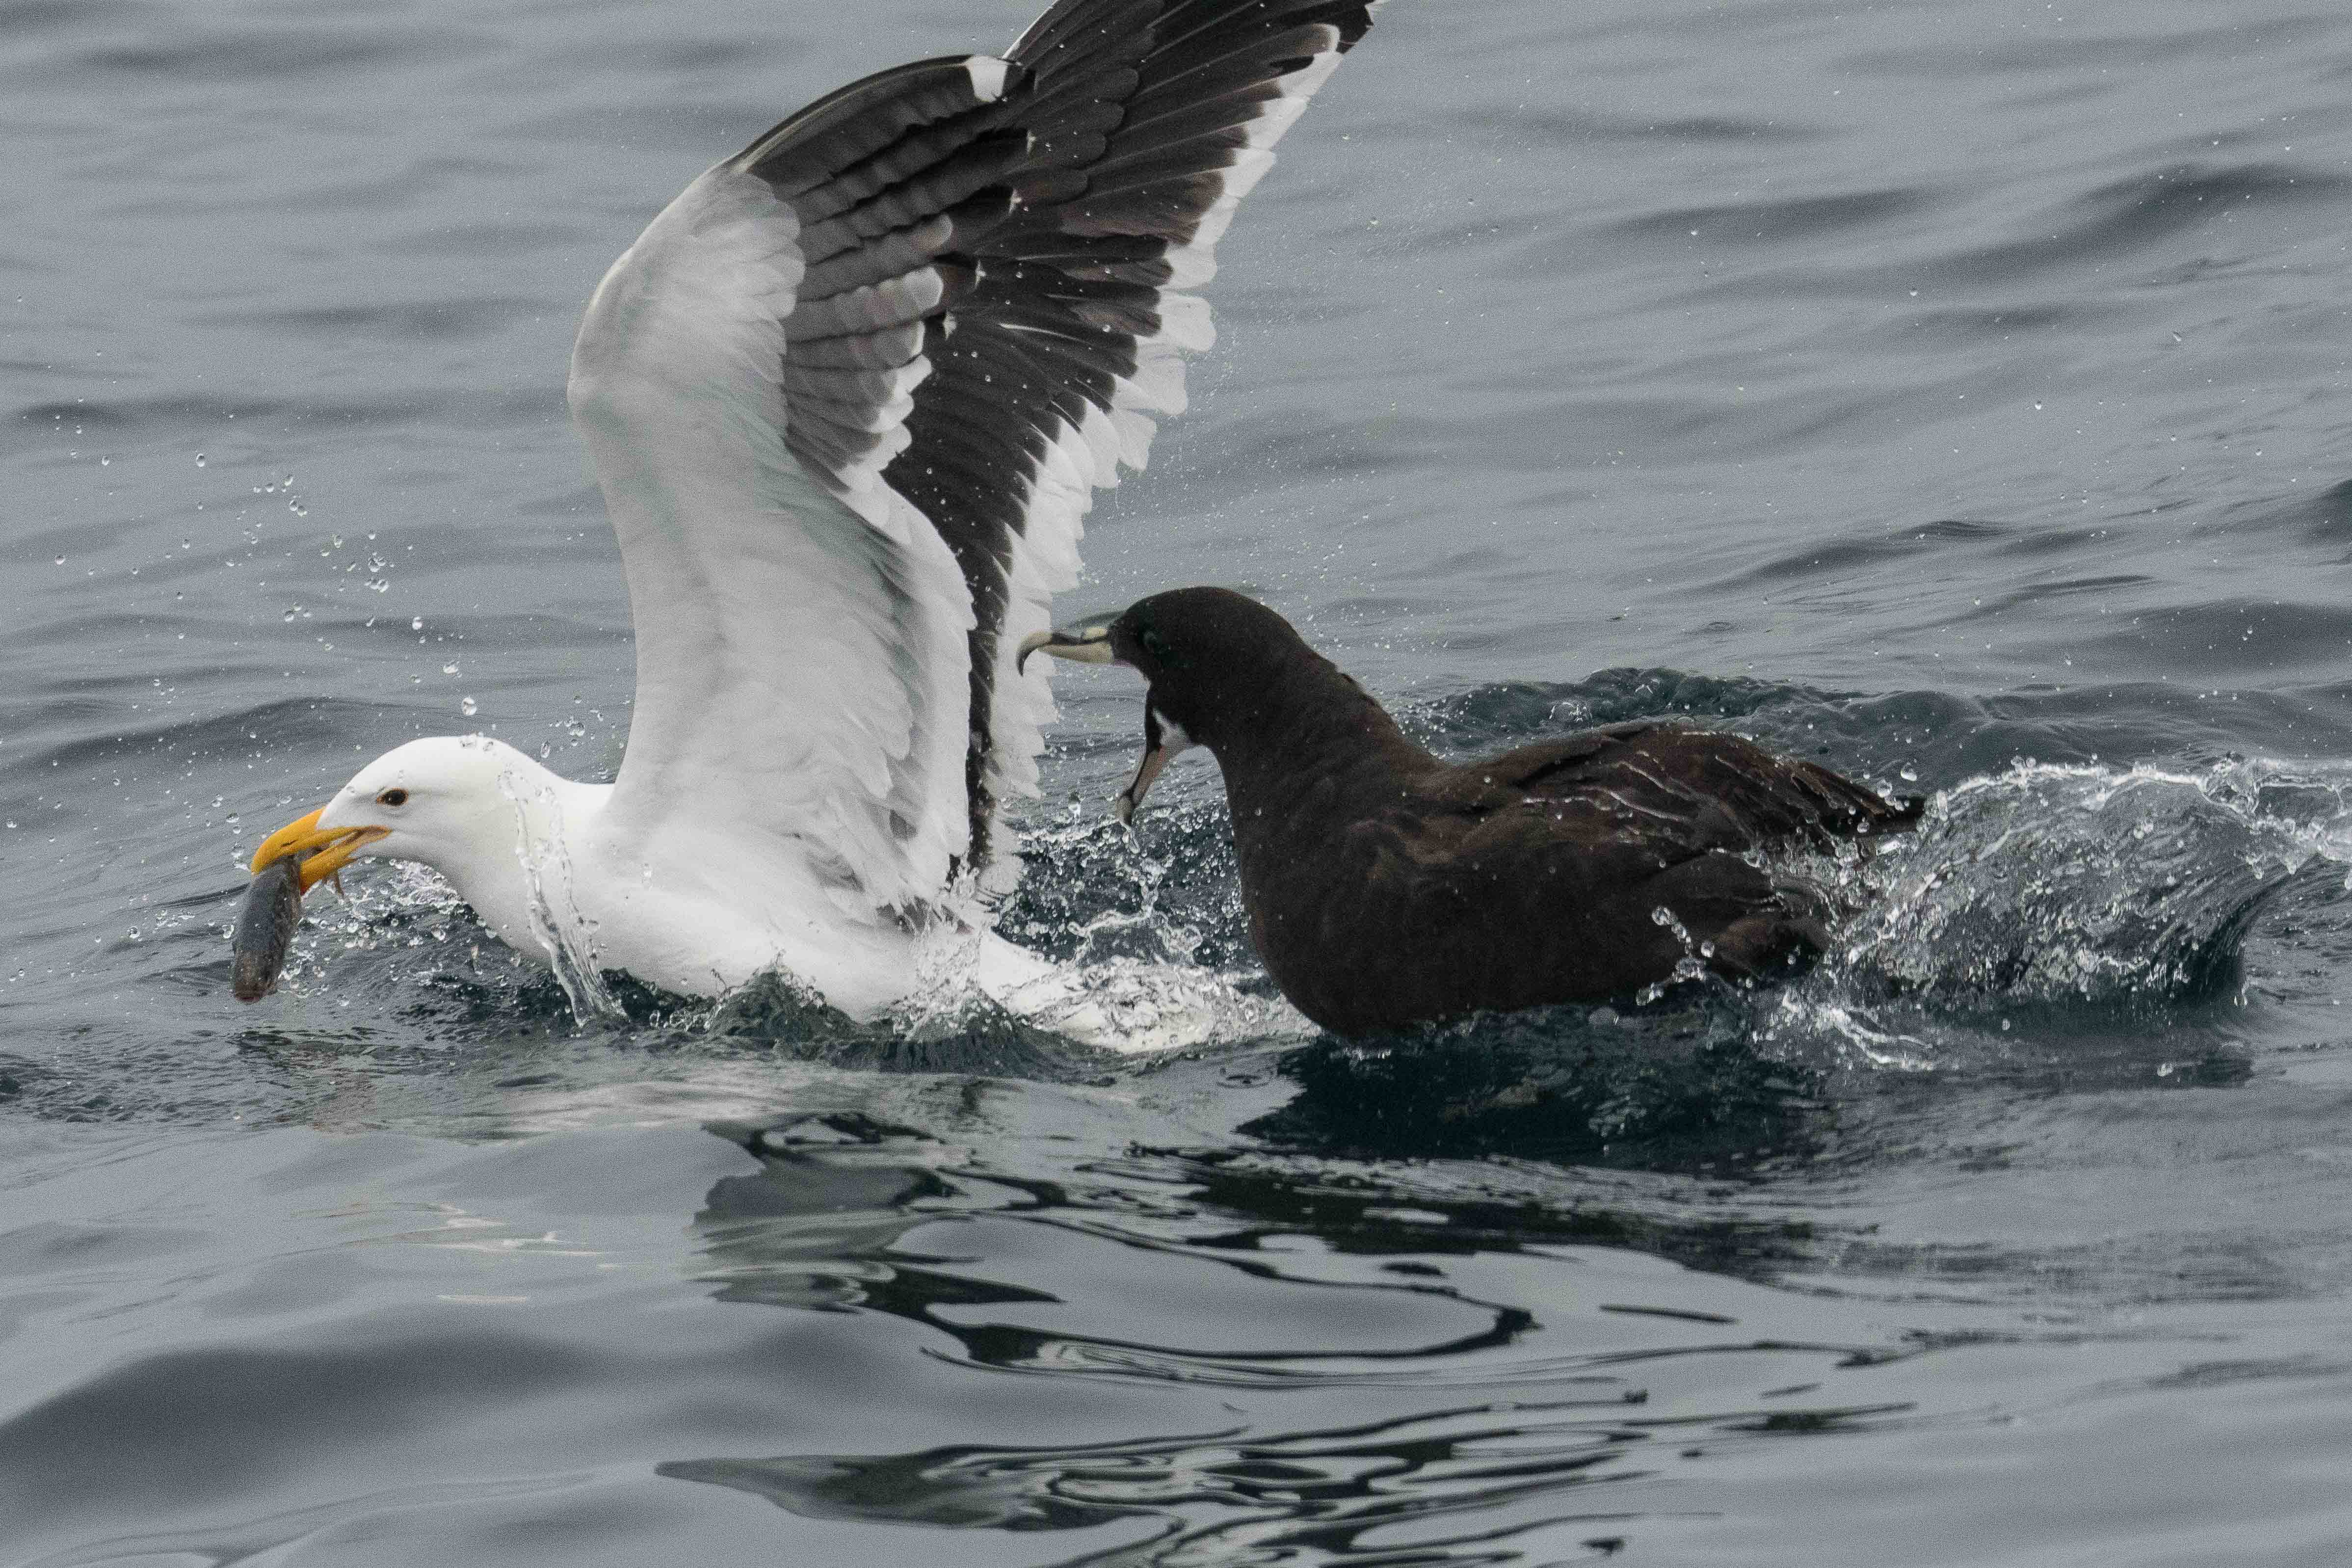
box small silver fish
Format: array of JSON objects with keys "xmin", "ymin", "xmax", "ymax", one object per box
[{"xmin": 231, "ymin": 854, "xmax": 304, "ymax": 1003}]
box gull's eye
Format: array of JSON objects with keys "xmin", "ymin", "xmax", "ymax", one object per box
[{"xmin": 376, "ymin": 788, "xmax": 408, "ymax": 807}]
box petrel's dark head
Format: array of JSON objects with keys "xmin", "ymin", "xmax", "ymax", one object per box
[{"xmin": 1019, "ymin": 586, "xmax": 1314, "ymax": 823}]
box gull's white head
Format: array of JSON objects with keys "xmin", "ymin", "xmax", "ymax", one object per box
[{"xmin": 249, "ymin": 734, "xmax": 555, "ymax": 893}]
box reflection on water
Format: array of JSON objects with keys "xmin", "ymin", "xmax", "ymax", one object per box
[
  {"xmin": 661, "ymin": 1116, "xmax": 1944, "ymax": 1567},
  {"xmin": 1248, "ymin": 1006, "xmax": 1827, "ymax": 1173},
  {"xmin": 667, "ymin": 1403, "xmax": 1675, "ymax": 1566}
]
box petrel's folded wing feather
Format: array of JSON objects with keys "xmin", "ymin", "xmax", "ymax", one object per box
[{"xmin": 570, "ymin": 0, "xmax": 1375, "ymax": 915}]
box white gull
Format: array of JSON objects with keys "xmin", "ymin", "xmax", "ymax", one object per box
[{"xmin": 243, "ymin": 0, "xmax": 1380, "ymax": 1037}]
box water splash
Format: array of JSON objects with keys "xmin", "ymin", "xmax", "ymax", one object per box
[
  {"xmin": 496, "ymin": 764, "xmax": 617, "ymax": 1025},
  {"xmin": 1743, "ymin": 756, "xmax": 2352, "ymax": 1076},
  {"xmin": 1827, "ymin": 758, "xmax": 2343, "ymax": 1007}
]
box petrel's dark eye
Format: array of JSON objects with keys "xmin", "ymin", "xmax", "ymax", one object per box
[
  {"xmin": 1137, "ymin": 626, "xmax": 1177, "ymax": 663},
  {"xmin": 376, "ymin": 788, "xmax": 408, "ymax": 807}
]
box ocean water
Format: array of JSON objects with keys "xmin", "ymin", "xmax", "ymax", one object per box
[{"xmin": 7, "ymin": 0, "xmax": 2352, "ymax": 1561}]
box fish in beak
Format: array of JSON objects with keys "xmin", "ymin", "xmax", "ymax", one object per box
[
  {"xmin": 231, "ymin": 854, "xmax": 303, "ymax": 1003},
  {"xmin": 227, "ymin": 806, "xmax": 390, "ymax": 1003}
]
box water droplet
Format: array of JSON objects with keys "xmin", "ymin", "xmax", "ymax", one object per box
[
  {"xmin": 194, "ymin": 453, "xmax": 206, "ymax": 467},
  {"xmin": 411, "ymin": 616, "xmax": 424, "ymax": 632},
  {"xmin": 460, "ymin": 696, "xmax": 478, "ymax": 717},
  {"xmin": 283, "ymin": 607, "xmax": 299, "ymax": 622},
  {"xmin": 1899, "ymin": 764, "xmax": 1919, "ymax": 782},
  {"xmin": 442, "ymin": 663, "xmax": 459, "ymax": 676}
]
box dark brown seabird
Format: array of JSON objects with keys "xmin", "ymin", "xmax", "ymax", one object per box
[{"xmin": 1023, "ymin": 587, "xmax": 1922, "ymax": 1036}]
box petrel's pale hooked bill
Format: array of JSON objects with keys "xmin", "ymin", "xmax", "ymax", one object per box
[
  {"xmin": 1016, "ymin": 625, "xmax": 1114, "ymax": 669},
  {"xmin": 231, "ymin": 0, "xmax": 1382, "ymax": 1022}
]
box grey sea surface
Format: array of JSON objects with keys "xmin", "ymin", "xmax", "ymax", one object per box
[{"xmin": 7, "ymin": 0, "xmax": 2352, "ymax": 1561}]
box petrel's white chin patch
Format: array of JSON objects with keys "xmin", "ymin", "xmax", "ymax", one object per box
[
  {"xmin": 1114, "ymin": 707, "xmax": 1196, "ymax": 826},
  {"xmin": 1153, "ymin": 710, "xmax": 1194, "ymax": 758}
]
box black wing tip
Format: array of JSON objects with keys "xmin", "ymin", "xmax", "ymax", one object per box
[
  {"xmin": 735, "ymin": 54, "xmax": 1034, "ymax": 191},
  {"xmin": 1009, "ymin": 0, "xmax": 1382, "ymax": 68}
]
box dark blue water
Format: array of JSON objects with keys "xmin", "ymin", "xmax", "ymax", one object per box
[{"xmin": 8, "ymin": 0, "xmax": 2352, "ymax": 1561}]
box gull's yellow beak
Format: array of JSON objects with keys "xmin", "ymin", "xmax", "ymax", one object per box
[{"xmin": 249, "ymin": 807, "xmax": 388, "ymax": 894}]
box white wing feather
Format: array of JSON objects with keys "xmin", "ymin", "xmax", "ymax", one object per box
[{"xmin": 568, "ymin": 168, "xmax": 970, "ymax": 912}]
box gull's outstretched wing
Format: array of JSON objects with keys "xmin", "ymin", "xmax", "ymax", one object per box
[{"xmin": 570, "ymin": 0, "xmax": 1378, "ymax": 912}]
